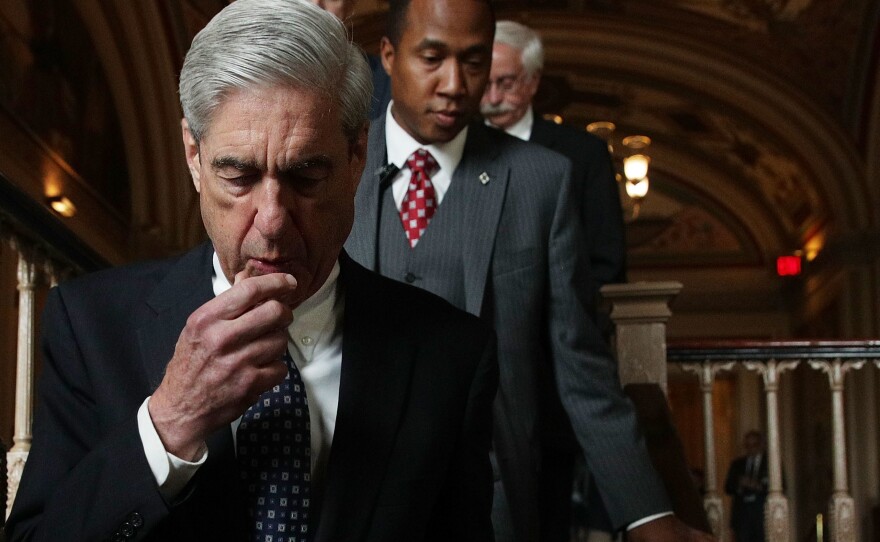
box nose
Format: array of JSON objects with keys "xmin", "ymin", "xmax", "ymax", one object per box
[
  {"xmin": 254, "ymin": 178, "xmax": 290, "ymax": 240},
  {"xmin": 437, "ymin": 59, "xmax": 466, "ymax": 99},
  {"xmin": 483, "ymin": 79, "xmax": 503, "ymax": 105}
]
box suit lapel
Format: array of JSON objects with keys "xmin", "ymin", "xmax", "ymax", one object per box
[
  {"xmin": 137, "ymin": 242, "xmax": 214, "ymax": 391},
  {"xmin": 457, "ymin": 124, "xmax": 510, "ymax": 315},
  {"xmin": 315, "ymin": 255, "xmax": 416, "ymax": 540},
  {"xmin": 135, "ymin": 242, "xmax": 243, "ymax": 531}
]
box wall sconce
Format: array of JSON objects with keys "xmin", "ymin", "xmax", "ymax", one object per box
[
  {"xmin": 587, "ymin": 123, "xmax": 652, "ymax": 219},
  {"xmin": 622, "ymin": 135, "xmax": 651, "ymax": 218},
  {"xmin": 46, "ymin": 195, "xmax": 77, "ymax": 218},
  {"xmin": 542, "ymin": 113, "xmax": 564, "ymax": 125},
  {"xmin": 803, "ymin": 232, "xmax": 824, "ymax": 262}
]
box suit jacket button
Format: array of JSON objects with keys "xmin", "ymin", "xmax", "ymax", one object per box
[
  {"xmin": 119, "ymin": 522, "xmax": 135, "ymax": 537},
  {"xmin": 128, "ymin": 512, "xmax": 144, "ymax": 528},
  {"xmin": 404, "ymin": 272, "xmax": 416, "ymax": 283}
]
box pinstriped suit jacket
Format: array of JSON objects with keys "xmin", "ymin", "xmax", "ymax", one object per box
[{"xmin": 345, "ymin": 118, "xmax": 670, "ymax": 538}]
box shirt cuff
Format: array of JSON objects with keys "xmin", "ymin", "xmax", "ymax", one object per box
[
  {"xmin": 626, "ymin": 511, "xmax": 674, "ymax": 531},
  {"xmin": 137, "ymin": 397, "xmax": 208, "ymax": 500}
]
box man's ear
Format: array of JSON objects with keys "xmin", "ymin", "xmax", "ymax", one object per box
[
  {"xmin": 181, "ymin": 118, "xmax": 202, "ymax": 193},
  {"xmin": 379, "ymin": 36, "xmax": 394, "ymax": 76}
]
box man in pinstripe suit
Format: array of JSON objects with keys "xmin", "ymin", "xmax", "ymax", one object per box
[
  {"xmin": 345, "ymin": 0, "xmax": 714, "ymax": 540},
  {"xmin": 481, "ymin": 20, "xmax": 628, "ymax": 540}
]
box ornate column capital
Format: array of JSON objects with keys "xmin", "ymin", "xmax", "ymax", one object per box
[{"xmin": 743, "ymin": 359, "xmax": 799, "ymax": 391}]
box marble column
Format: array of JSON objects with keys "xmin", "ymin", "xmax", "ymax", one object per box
[
  {"xmin": 6, "ymin": 238, "xmax": 38, "ymax": 519},
  {"xmin": 682, "ymin": 361, "xmax": 735, "ymax": 540},
  {"xmin": 809, "ymin": 359, "xmax": 865, "ymax": 542},
  {"xmin": 744, "ymin": 359, "xmax": 798, "ymax": 542}
]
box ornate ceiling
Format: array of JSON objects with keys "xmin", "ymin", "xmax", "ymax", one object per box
[{"xmin": 0, "ymin": 0, "xmax": 876, "ymax": 335}]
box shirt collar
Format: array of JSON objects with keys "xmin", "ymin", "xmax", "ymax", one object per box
[
  {"xmin": 211, "ymin": 253, "xmax": 342, "ymax": 362},
  {"xmin": 487, "ymin": 106, "xmax": 534, "ymax": 141},
  {"xmin": 385, "ymin": 101, "xmax": 468, "ymax": 176}
]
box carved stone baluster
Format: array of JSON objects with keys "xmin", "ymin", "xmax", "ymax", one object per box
[
  {"xmin": 808, "ymin": 359, "xmax": 866, "ymax": 542},
  {"xmin": 743, "ymin": 359, "xmax": 798, "ymax": 542},
  {"xmin": 6, "ymin": 237, "xmax": 39, "ymax": 519},
  {"xmin": 681, "ymin": 361, "xmax": 735, "ymax": 540}
]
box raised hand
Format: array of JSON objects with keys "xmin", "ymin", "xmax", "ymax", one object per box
[{"xmin": 149, "ymin": 272, "xmax": 297, "ymax": 459}]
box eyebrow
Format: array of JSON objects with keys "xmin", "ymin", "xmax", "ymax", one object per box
[
  {"xmin": 414, "ymin": 38, "xmax": 449, "ymax": 51},
  {"xmin": 210, "ymin": 155, "xmax": 333, "ymax": 173},
  {"xmin": 211, "ymin": 156, "xmax": 257, "ymax": 170},
  {"xmin": 414, "ymin": 38, "xmax": 490, "ymax": 55},
  {"xmin": 278, "ymin": 156, "xmax": 333, "ymax": 175}
]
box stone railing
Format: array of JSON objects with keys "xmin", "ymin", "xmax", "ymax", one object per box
[
  {"xmin": 0, "ymin": 170, "xmax": 107, "ymax": 521},
  {"xmin": 601, "ymin": 282, "xmax": 880, "ymax": 542},
  {"xmin": 667, "ymin": 340, "xmax": 880, "ymax": 542},
  {"xmin": 2, "ymin": 230, "xmax": 76, "ymax": 521}
]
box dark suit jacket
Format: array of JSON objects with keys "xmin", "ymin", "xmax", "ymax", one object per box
[
  {"xmin": 529, "ymin": 118, "xmax": 626, "ymax": 293},
  {"xmin": 345, "ymin": 118, "xmax": 670, "ymax": 538},
  {"xmin": 368, "ymin": 54, "xmax": 391, "ymax": 120},
  {"xmin": 6, "ymin": 243, "xmax": 497, "ymax": 541},
  {"xmin": 724, "ymin": 453, "xmax": 769, "ymax": 528}
]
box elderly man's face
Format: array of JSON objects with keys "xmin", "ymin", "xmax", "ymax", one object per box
[
  {"xmin": 480, "ymin": 42, "xmax": 539, "ymax": 130},
  {"xmin": 182, "ymin": 85, "xmax": 367, "ymax": 306},
  {"xmin": 381, "ymin": 0, "xmax": 493, "ymax": 144}
]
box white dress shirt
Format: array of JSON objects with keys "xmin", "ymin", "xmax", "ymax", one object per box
[
  {"xmin": 137, "ymin": 253, "xmax": 344, "ymax": 498},
  {"xmin": 385, "ymin": 102, "xmax": 468, "ymax": 217}
]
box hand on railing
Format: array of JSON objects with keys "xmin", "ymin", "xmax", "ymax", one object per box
[{"xmin": 626, "ymin": 515, "xmax": 716, "ymax": 542}]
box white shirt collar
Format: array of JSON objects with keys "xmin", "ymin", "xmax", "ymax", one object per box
[
  {"xmin": 211, "ymin": 252, "xmax": 341, "ymax": 363},
  {"xmin": 486, "ymin": 106, "xmax": 534, "ymax": 141},
  {"xmin": 385, "ymin": 101, "xmax": 468, "ymax": 176}
]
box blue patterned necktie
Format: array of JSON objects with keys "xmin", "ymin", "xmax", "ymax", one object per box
[{"xmin": 237, "ymin": 350, "xmax": 311, "ymax": 541}]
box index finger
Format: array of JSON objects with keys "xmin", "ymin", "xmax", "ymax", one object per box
[{"xmin": 211, "ymin": 272, "xmax": 297, "ymax": 321}]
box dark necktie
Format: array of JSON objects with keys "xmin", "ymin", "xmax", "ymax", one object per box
[
  {"xmin": 237, "ymin": 350, "xmax": 311, "ymax": 542},
  {"xmin": 400, "ymin": 148, "xmax": 439, "ymax": 247}
]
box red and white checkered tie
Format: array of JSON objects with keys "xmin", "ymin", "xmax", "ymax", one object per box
[{"xmin": 400, "ymin": 149, "xmax": 439, "ymax": 247}]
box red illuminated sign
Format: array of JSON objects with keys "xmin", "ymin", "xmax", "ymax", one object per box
[{"xmin": 776, "ymin": 255, "xmax": 802, "ymax": 276}]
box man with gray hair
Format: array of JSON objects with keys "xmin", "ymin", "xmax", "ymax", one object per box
[{"xmin": 5, "ymin": 1, "xmax": 496, "ymax": 540}]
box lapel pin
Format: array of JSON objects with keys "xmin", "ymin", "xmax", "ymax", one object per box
[{"xmin": 479, "ymin": 172, "xmax": 490, "ymax": 185}]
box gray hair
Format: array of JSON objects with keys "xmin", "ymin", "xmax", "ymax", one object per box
[
  {"xmin": 494, "ymin": 20, "xmax": 543, "ymax": 77},
  {"xmin": 179, "ymin": 0, "xmax": 372, "ymax": 142}
]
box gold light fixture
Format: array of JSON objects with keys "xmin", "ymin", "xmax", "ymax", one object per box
[
  {"xmin": 621, "ymin": 135, "xmax": 651, "ymax": 217},
  {"xmin": 46, "ymin": 195, "xmax": 77, "ymax": 218},
  {"xmin": 804, "ymin": 232, "xmax": 824, "ymax": 262},
  {"xmin": 587, "ymin": 123, "xmax": 652, "ymax": 219},
  {"xmin": 586, "ymin": 121, "xmax": 616, "ymax": 154},
  {"xmin": 542, "ymin": 113, "xmax": 564, "ymax": 125}
]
